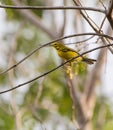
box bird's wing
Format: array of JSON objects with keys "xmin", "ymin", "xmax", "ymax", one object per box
[{"xmin": 61, "ymin": 47, "xmax": 77, "ymax": 53}]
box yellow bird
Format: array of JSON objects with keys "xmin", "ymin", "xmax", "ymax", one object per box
[{"xmin": 51, "ymin": 42, "xmax": 96, "ymax": 64}]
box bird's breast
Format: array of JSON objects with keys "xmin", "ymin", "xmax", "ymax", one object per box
[{"xmin": 58, "ymin": 50, "xmax": 80, "ymax": 60}]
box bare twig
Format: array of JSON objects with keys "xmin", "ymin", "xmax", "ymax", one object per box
[
  {"xmin": 99, "ymin": 0, "xmax": 107, "ymax": 10},
  {"xmin": 0, "ymin": 4, "xmax": 106, "ymax": 14},
  {"xmin": 99, "ymin": 16, "xmax": 107, "ymax": 32},
  {"xmin": 66, "ymin": 35, "xmax": 95, "ymax": 45},
  {"xmin": 106, "ymin": 0, "xmax": 113, "ymax": 29}
]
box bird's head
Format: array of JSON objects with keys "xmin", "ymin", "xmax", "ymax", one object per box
[
  {"xmin": 50, "ymin": 42, "xmax": 64, "ymax": 50},
  {"xmin": 51, "ymin": 42, "xmax": 58, "ymax": 48}
]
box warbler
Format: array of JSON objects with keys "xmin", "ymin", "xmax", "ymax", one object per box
[{"xmin": 51, "ymin": 42, "xmax": 96, "ymax": 64}]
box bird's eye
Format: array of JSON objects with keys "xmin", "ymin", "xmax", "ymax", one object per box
[{"xmin": 54, "ymin": 44, "xmax": 57, "ymax": 47}]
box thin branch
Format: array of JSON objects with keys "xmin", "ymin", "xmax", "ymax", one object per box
[
  {"xmin": 106, "ymin": 0, "xmax": 113, "ymax": 29},
  {"xmin": 0, "ymin": 32, "xmax": 113, "ymax": 76},
  {"xmin": 66, "ymin": 35, "xmax": 95, "ymax": 45},
  {"xmin": 98, "ymin": 0, "xmax": 107, "ymax": 33},
  {"xmin": 99, "ymin": 0, "xmax": 107, "ymax": 11},
  {"xmin": 0, "ymin": 4, "xmax": 106, "ymax": 14},
  {"xmin": 0, "ymin": 43, "xmax": 113, "ymax": 94},
  {"xmin": 99, "ymin": 16, "xmax": 107, "ymax": 32}
]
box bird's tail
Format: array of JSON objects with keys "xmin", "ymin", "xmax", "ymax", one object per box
[{"xmin": 82, "ymin": 57, "xmax": 96, "ymax": 64}]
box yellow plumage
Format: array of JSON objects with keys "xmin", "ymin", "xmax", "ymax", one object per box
[{"xmin": 51, "ymin": 42, "xmax": 96, "ymax": 64}]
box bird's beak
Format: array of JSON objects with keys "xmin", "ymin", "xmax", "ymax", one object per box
[{"xmin": 50, "ymin": 43, "xmax": 53, "ymax": 47}]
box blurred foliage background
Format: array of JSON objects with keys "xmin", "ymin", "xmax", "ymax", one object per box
[{"xmin": 0, "ymin": 0, "xmax": 113, "ymax": 130}]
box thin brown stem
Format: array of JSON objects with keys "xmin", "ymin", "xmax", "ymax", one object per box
[
  {"xmin": 0, "ymin": 4, "xmax": 106, "ymax": 14},
  {"xmin": 106, "ymin": 0, "xmax": 113, "ymax": 29}
]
